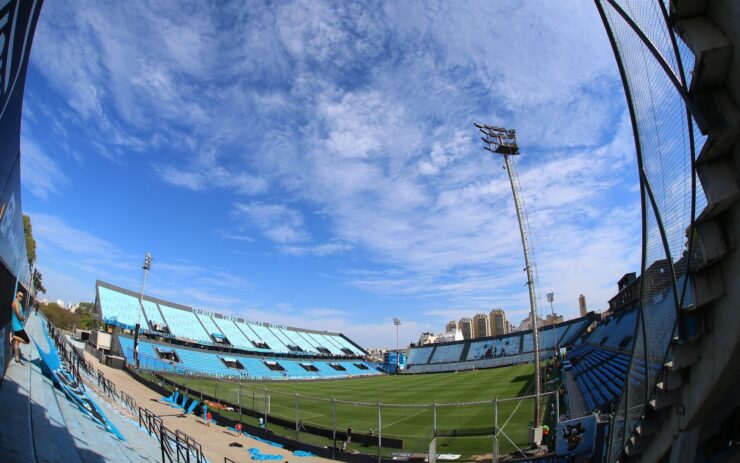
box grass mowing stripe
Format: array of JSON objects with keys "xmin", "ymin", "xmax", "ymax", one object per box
[
  {"xmin": 155, "ymin": 363, "xmax": 538, "ymax": 457},
  {"xmin": 380, "ymin": 407, "xmax": 430, "ymax": 431}
]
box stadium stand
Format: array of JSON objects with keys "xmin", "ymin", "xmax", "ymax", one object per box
[
  {"xmin": 405, "ymin": 315, "xmax": 595, "ymax": 374},
  {"xmin": 429, "ymin": 343, "xmax": 465, "ymax": 364},
  {"xmin": 567, "ymin": 344, "xmax": 629, "ymax": 412},
  {"xmin": 555, "ymin": 317, "xmax": 589, "ymax": 346},
  {"xmin": 142, "ymin": 300, "xmax": 167, "ymax": 330},
  {"xmin": 589, "ymin": 309, "xmax": 637, "ymax": 351},
  {"xmin": 118, "ymin": 336, "xmax": 379, "ymax": 380},
  {"xmin": 407, "ymin": 345, "xmax": 435, "ymax": 365},
  {"xmin": 564, "ymin": 306, "xmax": 638, "ymax": 414},
  {"xmin": 158, "ymin": 303, "xmax": 212, "ymax": 344},
  {"xmin": 196, "ymin": 313, "xmax": 225, "ymax": 340},
  {"xmin": 211, "ymin": 316, "xmax": 255, "ymax": 349},
  {"xmin": 97, "ymin": 286, "xmax": 146, "ymax": 330},
  {"xmin": 248, "ymin": 323, "xmax": 290, "ymax": 352},
  {"xmin": 95, "ymin": 281, "xmax": 367, "ymax": 358}
]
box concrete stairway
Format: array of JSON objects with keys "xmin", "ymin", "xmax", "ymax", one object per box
[{"xmin": 0, "ymin": 313, "xmax": 164, "ymax": 462}]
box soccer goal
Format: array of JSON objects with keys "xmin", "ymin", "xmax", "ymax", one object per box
[{"xmin": 251, "ymin": 392, "xmax": 271, "ymax": 415}]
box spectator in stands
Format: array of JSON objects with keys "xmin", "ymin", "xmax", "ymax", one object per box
[
  {"xmin": 259, "ymin": 416, "xmax": 265, "ymax": 429},
  {"xmin": 11, "ymin": 291, "xmax": 30, "ymax": 365},
  {"xmin": 346, "ymin": 425, "xmax": 353, "ymax": 443}
]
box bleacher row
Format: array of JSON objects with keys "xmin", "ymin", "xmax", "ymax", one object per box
[
  {"xmin": 118, "ymin": 337, "xmax": 380, "ymax": 380},
  {"xmin": 586, "ymin": 309, "xmax": 637, "ymax": 351},
  {"xmin": 567, "ymin": 343, "xmax": 629, "ymax": 411},
  {"xmin": 97, "ymin": 283, "xmax": 364, "ymax": 358},
  {"xmin": 405, "ymin": 316, "xmax": 592, "ymax": 373},
  {"xmin": 406, "ymin": 351, "xmax": 555, "ymax": 374},
  {"xmin": 562, "ymin": 306, "xmax": 663, "ymax": 415}
]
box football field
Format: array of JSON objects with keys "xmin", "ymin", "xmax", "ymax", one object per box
[{"xmin": 154, "ymin": 363, "xmax": 557, "ymax": 458}]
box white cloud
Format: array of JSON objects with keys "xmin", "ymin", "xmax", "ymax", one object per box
[
  {"xmin": 233, "ymin": 202, "xmax": 309, "ymax": 244},
  {"xmin": 280, "ymin": 240, "xmax": 352, "ymax": 256},
  {"xmin": 26, "ymin": 0, "xmax": 642, "ymax": 332},
  {"xmin": 156, "ymin": 164, "xmax": 267, "ymax": 195},
  {"xmin": 20, "ymin": 138, "xmax": 69, "ymax": 200}
]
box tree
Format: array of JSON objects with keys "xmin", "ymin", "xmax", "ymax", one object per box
[
  {"xmin": 24, "ymin": 215, "xmax": 45, "ymax": 296},
  {"xmin": 78, "ymin": 309, "xmax": 94, "ymax": 330},
  {"xmin": 76, "ymin": 302, "xmax": 96, "ymax": 330},
  {"xmin": 23, "ymin": 214, "xmax": 36, "ymax": 267},
  {"xmin": 32, "ymin": 268, "xmax": 46, "ymax": 295}
]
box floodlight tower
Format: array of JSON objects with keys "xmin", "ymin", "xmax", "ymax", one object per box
[
  {"xmin": 393, "ymin": 317, "xmax": 401, "ymax": 352},
  {"xmin": 547, "ymin": 292, "xmax": 559, "ymax": 356},
  {"xmin": 475, "ymin": 123, "xmax": 543, "ymax": 434},
  {"xmin": 134, "ymin": 252, "xmax": 152, "ymax": 367}
]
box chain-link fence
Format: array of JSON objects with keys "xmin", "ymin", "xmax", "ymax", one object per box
[
  {"xmin": 148, "ymin": 371, "xmax": 559, "ymax": 460},
  {"xmin": 594, "ymin": 1, "xmax": 702, "ymax": 460}
]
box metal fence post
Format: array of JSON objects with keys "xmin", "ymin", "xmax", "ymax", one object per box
[
  {"xmin": 555, "ymin": 389, "xmax": 560, "ymax": 423},
  {"xmin": 377, "ymin": 401, "xmax": 382, "ymax": 463},
  {"xmin": 433, "ymin": 401, "xmax": 437, "ymax": 437},
  {"xmin": 264, "ymin": 388, "xmax": 269, "ymax": 430},
  {"xmin": 216, "ymin": 382, "xmax": 220, "ymax": 409},
  {"xmin": 295, "ymin": 393, "xmax": 300, "ymax": 441},
  {"xmin": 493, "ymin": 398, "xmax": 499, "ymax": 463},
  {"xmin": 332, "ymin": 397, "xmax": 337, "ymax": 460}
]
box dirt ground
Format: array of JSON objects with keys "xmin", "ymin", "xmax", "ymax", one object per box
[{"xmin": 83, "ymin": 350, "xmax": 334, "ymax": 463}]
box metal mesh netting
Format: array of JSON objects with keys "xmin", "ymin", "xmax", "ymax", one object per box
[
  {"xmin": 144, "ymin": 373, "xmax": 560, "ymax": 460},
  {"xmin": 595, "ymin": 0, "xmax": 702, "ymax": 460}
]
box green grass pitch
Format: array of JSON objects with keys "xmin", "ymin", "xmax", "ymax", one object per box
[{"xmin": 155, "ymin": 363, "xmax": 556, "ymax": 458}]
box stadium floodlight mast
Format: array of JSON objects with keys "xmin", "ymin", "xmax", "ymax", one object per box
[
  {"xmin": 547, "ymin": 292, "xmax": 559, "ymax": 356},
  {"xmin": 134, "ymin": 252, "xmax": 153, "ymax": 367},
  {"xmin": 475, "ymin": 123, "xmax": 543, "ymax": 438},
  {"xmin": 393, "ymin": 318, "xmax": 401, "ymax": 353}
]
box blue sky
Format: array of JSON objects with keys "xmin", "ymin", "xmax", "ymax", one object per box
[{"xmin": 20, "ymin": 1, "xmax": 641, "ymax": 348}]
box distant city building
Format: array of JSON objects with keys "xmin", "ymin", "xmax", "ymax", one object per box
[
  {"xmin": 437, "ymin": 330, "xmax": 463, "ymax": 343},
  {"xmin": 56, "ymin": 299, "xmax": 65, "ymax": 308},
  {"xmin": 472, "ymin": 313, "xmax": 490, "ymax": 338},
  {"xmin": 445, "ymin": 320, "xmax": 458, "ymax": 333},
  {"xmin": 418, "ymin": 332, "xmax": 437, "ymax": 345},
  {"xmin": 489, "ymin": 308, "xmax": 508, "ymax": 336},
  {"xmin": 458, "ymin": 317, "xmax": 472, "ymax": 340},
  {"xmin": 608, "ymin": 272, "xmax": 641, "ymax": 313},
  {"xmin": 542, "ymin": 313, "xmax": 563, "ymax": 327},
  {"xmin": 506, "ymin": 320, "xmax": 515, "ymax": 333},
  {"xmin": 519, "ymin": 314, "xmax": 544, "ymax": 332},
  {"xmin": 579, "ymin": 294, "xmax": 588, "ymax": 317}
]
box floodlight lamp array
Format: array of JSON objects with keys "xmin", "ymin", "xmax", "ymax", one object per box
[{"xmin": 474, "ymin": 123, "xmax": 519, "ymax": 156}]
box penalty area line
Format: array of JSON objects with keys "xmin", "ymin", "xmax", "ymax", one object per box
[{"xmin": 379, "ymin": 408, "xmax": 428, "ymax": 431}]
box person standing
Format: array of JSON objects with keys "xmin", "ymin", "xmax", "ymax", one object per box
[{"xmin": 11, "ymin": 291, "xmax": 30, "ymax": 365}]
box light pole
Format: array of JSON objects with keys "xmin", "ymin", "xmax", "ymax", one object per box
[
  {"xmin": 476, "ymin": 123, "xmax": 543, "ymax": 435},
  {"xmin": 393, "ymin": 318, "xmax": 401, "ymax": 353},
  {"xmin": 134, "ymin": 253, "xmax": 152, "ymax": 368},
  {"xmin": 547, "ymin": 292, "xmax": 559, "ymax": 357}
]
